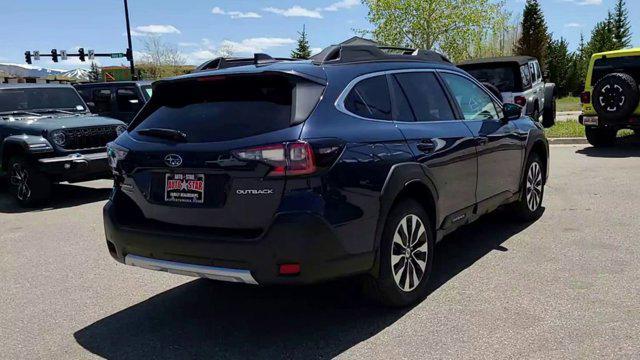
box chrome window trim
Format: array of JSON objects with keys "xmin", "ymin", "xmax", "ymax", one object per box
[{"xmin": 335, "ymin": 68, "xmax": 504, "ymax": 123}]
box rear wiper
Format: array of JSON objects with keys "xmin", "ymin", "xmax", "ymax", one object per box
[
  {"xmin": 0, "ymin": 110, "xmax": 41, "ymax": 117},
  {"xmin": 136, "ymin": 128, "xmax": 188, "ymax": 142}
]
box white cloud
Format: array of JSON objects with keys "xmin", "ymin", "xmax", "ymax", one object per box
[
  {"xmin": 310, "ymin": 47, "xmax": 323, "ymax": 55},
  {"xmin": 221, "ymin": 37, "xmax": 296, "ymax": 54},
  {"xmin": 131, "ymin": 24, "xmax": 181, "ymax": 36},
  {"xmin": 212, "ymin": 6, "xmax": 261, "ymax": 19},
  {"xmin": 263, "ymin": 6, "xmax": 323, "ymax": 18},
  {"xmin": 178, "ymin": 42, "xmax": 199, "ymax": 47},
  {"xmin": 562, "ymin": 0, "xmax": 602, "ymax": 5},
  {"xmin": 564, "ymin": 22, "xmax": 582, "ymax": 28},
  {"xmin": 324, "ymin": 0, "xmax": 359, "ymax": 11}
]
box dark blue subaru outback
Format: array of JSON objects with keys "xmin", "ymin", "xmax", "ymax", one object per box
[{"xmin": 104, "ymin": 45, "xmax": 548, "ymax": 306}]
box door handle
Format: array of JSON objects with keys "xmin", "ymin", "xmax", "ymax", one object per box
[
  {"xmin": 476, "ymin": 136, "xmax": 489, "ymax": 146},
  {"xmin": 416, "ymin": 140, "xmax": 436, "ymax": 153}
]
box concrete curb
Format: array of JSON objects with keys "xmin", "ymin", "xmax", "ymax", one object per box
[{"xmin": 548, "ymin": 137, "xmax": 588, "ymax": 145}]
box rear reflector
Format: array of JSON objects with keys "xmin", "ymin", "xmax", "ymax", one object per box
[
  {"xmin": 279, "ymin": 263, "xmax": 300, "ymax": 275},
  {"xmin": 580, "ymin": 91, "xmax": 591, "ymax": 104}
]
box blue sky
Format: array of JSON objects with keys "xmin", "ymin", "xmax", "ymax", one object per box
[{"xmin": 0, "ymin": 0, "xmax": 638, "ymax": 70}]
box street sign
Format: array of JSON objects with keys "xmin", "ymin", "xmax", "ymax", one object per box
[
  {"xmin": 88, "ymin": 50, "xmax": 95, "ymax": 60},
  {"xmin": 110, "ymin": 53, "xmax": 126, "ymax": 59},
  {"xmin": 60, "ymin": 50, "xmax": 67, "ymax": 60},
  {"xmin": 33, "ymin": 51, "xmax": 40, "ymax": 60}
]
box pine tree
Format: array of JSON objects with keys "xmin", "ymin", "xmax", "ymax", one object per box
[
  {"xmin": 88, "ymin": 62, "xmax": 101, "ymax": 82},
  {"xmin": 291, "ymin": 25, "xmax": 312, "ymax": 59},
  {"xmin": 546, "ymin": 38, "xmax": 571, "ymax": 97},
  {"xmin": 611, "ymin": 0, "xmax": 632, "ymax": 49},
  {"xmin": 515, "ymin": 0, "xmax": 550, "ymax": 68},
  {"xmin": 588, "ymin": 13, "xmax": 617, "ymax": 55}
]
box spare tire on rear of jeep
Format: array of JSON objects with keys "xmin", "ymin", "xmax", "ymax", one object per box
[{"xmin": 592, "ymin": 73, "xmax": 640, "ymax": 121}]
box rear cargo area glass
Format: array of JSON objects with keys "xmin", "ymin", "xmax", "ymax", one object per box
[{"xmin": 133, "ymin": 75, "xmax": 295, "ymax": 142}]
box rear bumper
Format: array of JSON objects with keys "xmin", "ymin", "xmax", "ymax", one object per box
[
  {"xmin": 103, "ymin": 200, "xmax": 374, "ymax": 285},
  {"xmin": 38, "ymin": 152, "xmax": 111, "ymax": 181},
  {"xmin": 579, "ymin": 114, "xmax": 640, "ymax": 127}
]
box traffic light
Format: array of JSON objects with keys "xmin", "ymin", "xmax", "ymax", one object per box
[
  {"xmin": 25, "ymin": 51, "xmax": 32, "ymax": 64},
  {"xmin": 78, "ymin": 48, "xmax": 86, "ymax": 62},
  {"xmin": 51, "ymin": 49, "xmax": 58, "ymax": 62}
]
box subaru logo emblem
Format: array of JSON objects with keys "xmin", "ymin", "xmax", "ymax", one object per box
[{"xmin": 164, "ymin": 154, "xmax": 182, "ymax": 167}]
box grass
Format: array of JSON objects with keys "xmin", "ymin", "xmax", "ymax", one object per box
[
  {"xmin": 545, "ymin": 120, "xmax": 584, "ymax": 138},
  {"xmin": 556, "ymin": 96, "xmax": 581, "ymax": 112},
  {"xmin": 544, "ymin": 120, "xmax": 635, "ymax": 138}
]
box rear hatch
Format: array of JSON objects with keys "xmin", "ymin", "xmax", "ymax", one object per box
[{"xmin": 115, "ymin": 70, "xmax": 325, "ymax": 234}]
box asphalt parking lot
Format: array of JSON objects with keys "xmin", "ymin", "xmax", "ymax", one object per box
[{"xmin": 1, "ymin": 144, "xmax": 640, "ymax": 359}]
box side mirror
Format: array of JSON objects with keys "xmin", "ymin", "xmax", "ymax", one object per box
[{"xmin": 503, "ymin": 103, "xmax": 522, "ymax": 122}]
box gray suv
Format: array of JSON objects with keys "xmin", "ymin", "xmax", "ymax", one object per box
[{"xmin": 459, "ymin": 56, "xmax": 556, "ymax": 128}]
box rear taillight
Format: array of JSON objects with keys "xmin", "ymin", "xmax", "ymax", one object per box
[
  {"xmin": 232, "ymin": 141, "xmax": 316, "ymax": 177},
  {"xmin": 580, "ymin": 91, "xmax": 591, "ymax": 104},
  {"xmin": 514, "ymin": 96, "xmax": 527, "ymax": 107}
]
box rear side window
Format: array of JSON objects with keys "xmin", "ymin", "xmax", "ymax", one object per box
[
  {"xmin": 344, "ymin": 75, "xmax": 392, "ymax": 120},
  {"xmin": 116, "ymin": 88, "xmax": 142, "ymax": 112},
  {"xmin": 393, "ymin": 72, "xmax": 455, "ymax": 121},
  {"xmin": 134, "ymin": 75, "xmax": 304, "ymax": 143},
  {"xmin": 520, "ymin": 65, "xmax": 532, "ymax": 88}
]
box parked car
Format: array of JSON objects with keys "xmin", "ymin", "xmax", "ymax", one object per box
[
  {"xmin": 578, "ymin": 48, "xmax": 640, "ymax": 147},
  {"xmin": 458, "ymin": 56, "xmax": 556, "ymax": 128},
  {"xmin": 104, "ymin": 45, "xmax": 549, "ymax": 307},
  {"xmin": 0, "ymin": 84, "xmax": 126, "ymax": 205},
  {"xmin": 74, "ymin": 81, "xmax": 152, "ymax": 123}
]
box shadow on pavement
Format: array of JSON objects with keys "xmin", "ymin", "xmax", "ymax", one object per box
[
  {"xmin": 0, "ymin": 182, "xmax": 111, "ymax": 214},
  {"xmin": 74, "ymin": 210, "xmax": 537, "ymax": 359},
  {"xmin": 576, "ymin": 135, "xmax": 640, "ymax": 158}
]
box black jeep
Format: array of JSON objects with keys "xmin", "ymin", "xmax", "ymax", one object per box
[{"xmin": 0, "ymin": 84, "xmax": 126, "ymax": 205}]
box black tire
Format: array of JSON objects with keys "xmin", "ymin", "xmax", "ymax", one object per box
[
  {"xmin": 592, "ymin": 73, "xmax": 639, "ymax": 121},
  {"xmin": 585, "ymin": 126, "xmax": 617, "ymax": 147},
  {"xmin": 364, "ymin": 198, "xmax": 434, "ymax": 307},
  {"xmin": 8, "ymin": 156, "xmax": 52, "ymax": 206},
  {"xmin": 481, "ymin": 82, "xmax": 503, "ymax": 102},
  {"xmin": 510, "ymin": 153, "xmax": 545, "ymax": 222},
  {"xmin": 542, "ymin": 87, "xmax": 556, "ymax": 128}
]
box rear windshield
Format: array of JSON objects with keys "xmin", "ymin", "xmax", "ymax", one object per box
[
  {"xmin": 0, "ymin": 87, "xmax": 86, "ymax": 113},
  {"xmin": 592, "ymin": 56, "xmax": 640, "ymax": 86},
  {"xmin": 133, "ymin": 75, "xmax": 298, "ymax": 143},
  {"xmin": 462, "ymin": 65, "xmax": 519, "ymax": 92}
]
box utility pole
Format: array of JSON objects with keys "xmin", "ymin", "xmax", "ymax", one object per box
[{"xmin": 124, "ymin": 0, "xmax": 137, "ymax": 80}]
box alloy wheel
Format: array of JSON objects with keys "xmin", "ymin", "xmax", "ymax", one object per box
[
  {"xmin": 10, "ymin": 163, "xmax": 31, "ymax": 201},
  {"xmin": 526, "ymin": 162, "xmax": 543, "ymax": 212},
  {"xmin": 391, "ymin": 214, "xmax": 428, "ymax": 292}
]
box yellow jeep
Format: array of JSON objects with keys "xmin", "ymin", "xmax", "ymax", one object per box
[{"xmin": 579, "ymin": 48, "xmax": 640, "ymax": 146}]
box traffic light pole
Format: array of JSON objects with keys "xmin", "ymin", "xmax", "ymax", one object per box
[{"xmin": 123, "ymin": 0, "xmax": 137, "ymax": 80}]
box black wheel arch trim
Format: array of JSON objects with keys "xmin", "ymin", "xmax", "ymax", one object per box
[
  {"xmin": 1, "ymin": 135, "xmax": 54, "ymax": 171},
  {"xmin": 523, "ymin": 130, "xmax": 549, "ymax": 186}
]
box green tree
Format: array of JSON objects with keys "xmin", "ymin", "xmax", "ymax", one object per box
[
  {"xmin": 88, "ymin": 62, "xmax": 101, "ymax": 82},
  {"xmin": 587, "ymin": 13, "xmax": 617, "ymax": 55},
  {"xmin": 515, "ymin": 0, "xmax": 550, "ymax": 68},
  {"xmin": 291, "ymin": 25, "xmax": 312, "ymax": 59},
  {"xmin": 361, "ymin": 0, "xmax": 510, "ymax": 62},
  {"xmin": 612, "ymin": 0, "xmax": 632, "ymax": 49},
  {"xmin": 546, "ymin": 38, "xmax": 571, "ymax": 97}
]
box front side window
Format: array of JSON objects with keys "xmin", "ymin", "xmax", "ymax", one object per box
[
  {"xmin": 441, "ymin": 73, "xmax": 500, "ymax": 121},
  {"xmin": 344, "ymin": 75, "xmax": 392, "ymax": 120},
  {"xmin": 92, "ymin": 88, "xmax": 112, "ymax": 112},
  {"xmin": 392, "ymin": 72, "xmax": 455, "ymax": 121},
  {"xmin": 116, "ymin": 88, "xmax": 142, "ymax": 112}
]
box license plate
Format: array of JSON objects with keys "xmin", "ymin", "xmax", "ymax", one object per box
[
  {"xmin": 164, "ymin": 173, "xmax": 205, "ymax": 204},
  {"xmin": 583, "ymin": 116, "xmax": 598, "ymax": 126}
]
